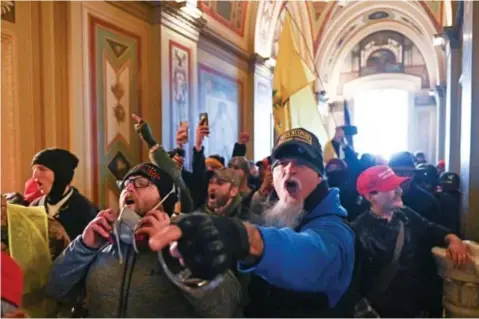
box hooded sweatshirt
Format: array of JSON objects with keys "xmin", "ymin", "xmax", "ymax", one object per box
[
  {"xmin": 46, "ymin": 237, "xmax": 241, "ymax": 318},
  {"xmin": 238, "ymin": 185, "xmax": 355, "ymax": 317}
]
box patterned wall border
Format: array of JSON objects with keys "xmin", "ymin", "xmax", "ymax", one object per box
[
  {"xmin": 168, "ymin": 39, "xmax": 192, "ymax": 147},
  {"xmin": 199, "ymin": 2, "xmax": 247, "ymax": 38},
  {"xmin": 88, "ymin": 14, "xmax": 142, "ymax": 205}
]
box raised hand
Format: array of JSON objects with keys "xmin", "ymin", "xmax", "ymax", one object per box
[
  {"xmin": 195, "ymin": 122, "xmax": 210, "ymax": 151},
  {"xmin": 259, "ymin": 169, "xmax": 273, "ymax": 196},
  {"xmin": 132, "ymin": 113, "xmax": 142, "ymax": 125},
  {"xmin": 149, "ymin": 213, "xmax": 250, "ymax": 280},
  {"xmin": 239, "ymin": 132, "xmax": 250, "ymax": 145},
  {"xmin": 82, "ymin": 209, "xmax": 117, "ymax": 249},
  {"xmin": 135, "ymin": 209, "xmax": 171, "ymax": 239},
  {"xmin": 176, "ymin": 123, "xmax": 189, "ymax": 148}
]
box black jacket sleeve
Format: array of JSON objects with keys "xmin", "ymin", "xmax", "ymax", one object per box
[
  {"xmin": 404, "ymin": 206, "xmax": 450, "ymax": 248},
  {"xmin": 232, "ymin": 143, "xmax": 246, "ymax": 158},
  {"xmin": 191, "ymin": 147, "xmax": 208, "ymax": 209}
]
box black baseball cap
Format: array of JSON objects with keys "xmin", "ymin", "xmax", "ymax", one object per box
[{"xmin": 271, "ymin": 128, "xmax": 324, "ymax": 175}]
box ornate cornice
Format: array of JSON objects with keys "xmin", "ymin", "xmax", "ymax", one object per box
[
  {"xmin": 200, "ymin": 26, "xmax": 250, "ymax": 60},
  {"xmin": 106, "ymin": 1, "xmax": 154, "ymax": 24},
  {"xmin": 153, "ymin": 2, "xmax": 206, "ymax": 42},
  {"xmin": 250, "ymin": 53, "xmax": 274, "ymax": 75},
  {"xmin": 198, "ymin": 30, "xmax": 252, "ymax": 71}
]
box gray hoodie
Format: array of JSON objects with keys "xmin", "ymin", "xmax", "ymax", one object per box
[{"xmin": 46, "ymin": 237, "xmax": 242, "ymax": 317}]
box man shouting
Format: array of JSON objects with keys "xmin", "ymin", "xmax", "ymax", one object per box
[
  {"xmin": 46, "ymin": 163, "xmax": 241, "ymax": 318},
  {"xmin": 148, "ymin": 128, "xmax": 356, "ymax": 317}
]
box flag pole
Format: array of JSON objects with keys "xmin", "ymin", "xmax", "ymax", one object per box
[{"xmin": 283, "ymin": 7, "xmax": 331, "ymax": 139}]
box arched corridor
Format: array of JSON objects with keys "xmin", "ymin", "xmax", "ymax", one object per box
[{"xmin": 3, "ymin": 1, "xmax": 479, "ymax": 318}]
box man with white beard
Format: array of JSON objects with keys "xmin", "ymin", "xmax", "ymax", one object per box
[{"xmin": 146, "ymin": 128, "xmax": 356, "ymax": 317}]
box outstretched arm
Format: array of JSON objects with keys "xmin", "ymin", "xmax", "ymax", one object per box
[{"xmin": 132, "ymin": 114, "xmax": 194, "ymax": 213}]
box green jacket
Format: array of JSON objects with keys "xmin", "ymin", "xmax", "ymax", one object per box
[{"xmin": 134, "ymin": 120, "xmax": 194, "ymax": 213}]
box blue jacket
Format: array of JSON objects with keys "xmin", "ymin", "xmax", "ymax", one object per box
[{"xmin": 239, "ymin": 188, "xmax": 355, "ymax": 307}]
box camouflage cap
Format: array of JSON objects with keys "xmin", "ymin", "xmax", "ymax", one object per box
[{"xmin": 209, "ymin": 168, "xmax": 240, "ymax": 188}]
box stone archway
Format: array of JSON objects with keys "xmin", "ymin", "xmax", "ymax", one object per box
[
  {"xmin": 254, "ymin": 0, "xmax": 314, "ymax": 66},
  {"xmin": 251, "ymin": 0, "xmax": 315, "ymax": 160},
  {"xmin": 315, "ymin": 0, "xmax": 445, "ymax": 98}
]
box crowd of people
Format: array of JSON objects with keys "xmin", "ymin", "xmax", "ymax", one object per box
[{"xmin": 1, "ymin": 115, "xmax": 470, "ymax": 318}]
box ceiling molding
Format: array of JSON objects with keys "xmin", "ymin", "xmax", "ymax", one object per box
[
  {"xmin": 106, "ymin": 1, "xmax": 154, "ymax": 24},
  {"xmin": 199, "ymin": 26, "xmax": 251, "ymax": 70},
  {"xmin": 250, "ymin": 53, "xmax": 274, "ymax": 75},
  {"xmin": 326, "ymin": 21, "xmax": 439, "ymax": 98},
  {"xmin": 153, "ymin": 2, "xmax": 206, "ymax": 42}
]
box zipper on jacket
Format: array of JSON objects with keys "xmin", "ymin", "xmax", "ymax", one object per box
[
  {"xmin": 121, "ymin": 249, "xmax": 138, "ymax": 317},
  {"xmin": 117, "ymin": 246, "xmax": 131, "ymax": 317}
]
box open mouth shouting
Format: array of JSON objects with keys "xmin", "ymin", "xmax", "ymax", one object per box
[
  {"xmin": 123, "ymin": 195, "xmax": 137, "ymax": 208},
  {"xmin": 207, "ymin": 192, "xmax": 217, "ymax": 206},
  {"xmin": 284, "ymin": 178, "xmax": 301, "ymax": 198},
  {"xmin": 35, "ymin": 180, "xmax": 45, "ymax": 193}
]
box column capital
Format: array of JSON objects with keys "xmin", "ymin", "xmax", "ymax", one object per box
[{"xmin": 250, "ymin": 53, "xmax": 274, "ymax": 75}]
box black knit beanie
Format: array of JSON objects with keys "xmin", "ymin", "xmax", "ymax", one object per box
[
  {"xmin": 121, "ymin": 163, "xmax": 178, "ymax": 216},
  {"xmin": 32, "ymin": 148, "xmax": 79, "ymax": 204}
]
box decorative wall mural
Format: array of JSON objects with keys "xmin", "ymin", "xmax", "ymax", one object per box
[
  {"xmin": 169, "ymin": 40, "xmax": 191, "ymax": 166},
  {"xmin": 359, "ymin": 31, "xmax": 405, "ymax": 76},
  {"xmin": 89, "ymin": 15, "xmax": 141, "ymax": 207},
  {"xmin": 258, "ymin": 0, "xmax": 275, "ymax": 46},
  {"xmin": 198, "ymin": 64, "xmax": 241, "ymax": 165},
  {"xmin": 366, "ymin": 49, "xmax": 400, "ymax": 73},
  {"xmin": 339, "ymin": 30, "xmax": 429, "ymax": 88},
  {"xmin": 199, "ymin": 1, "xmax": 247, "ymax": 37},
  {"xmin": 1, "ymin": 1, "xmax": 15, "ymax": 23}
]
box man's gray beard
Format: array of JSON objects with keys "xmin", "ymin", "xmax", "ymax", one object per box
[{"xmin": 260, "ymin": 199, "xmax": 306, "ymax": 229}]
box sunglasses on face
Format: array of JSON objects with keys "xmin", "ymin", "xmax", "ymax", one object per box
[{"xmin": 122, "ymin": 177, "xmax": 151, "ymax": 190}]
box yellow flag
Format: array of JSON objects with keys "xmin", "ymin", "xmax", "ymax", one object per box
[
  {"xmin": 273, "ymin": 12, "xmax": 316, "ymax": 134},
  {"xmin": 289, "ymin": 85, "xmax": 330, "ymax": 146}
]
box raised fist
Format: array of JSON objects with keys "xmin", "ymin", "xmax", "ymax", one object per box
[{"xmin": 239, "ymin": 132, "xmax": 250, "ymax": 145}]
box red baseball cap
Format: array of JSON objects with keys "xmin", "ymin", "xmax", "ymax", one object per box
[
  {"xmin": 437, "ymin": 160, "xmax": 445, "ymax": 169},
  {"xmin": 1, "ymin": 251, "xmax": 24, "ymax": 307},
  {"xmin": 357, "ymin": 165, "xmax": 409, "ymax": 196}
]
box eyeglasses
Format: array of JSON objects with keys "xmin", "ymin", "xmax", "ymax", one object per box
[{"xmin": 122, "ymin": 177, "xmax": 151, "ymax": 190}]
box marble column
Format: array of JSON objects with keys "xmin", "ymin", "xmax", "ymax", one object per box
[
  {"xmin": 435, "ymin": 84, "xmax": 446, "ymax": 164},
  {"xmin": 444, "ymin": 28, "xmax": 462, "ymax": 174},
  {"xmin": 459, "ymin": 1, "xmax": 479, "ymax": 241},
  {"xmin": 251, "ymin": 54, "xmax": 274, "ymax": 161}
]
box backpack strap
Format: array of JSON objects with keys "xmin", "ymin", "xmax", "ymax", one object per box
[{"xmin": 369, "ymin": 220, "xmax": 405, "ymax": 298}]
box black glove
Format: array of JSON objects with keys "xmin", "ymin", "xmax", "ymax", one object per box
[
  {"xmin": 134, "ymin": 120, "xmax": 158, "ymax": 149},
  {"xmin": 175, "ymin": 213, "xmax": 250, "ymax": 280}
]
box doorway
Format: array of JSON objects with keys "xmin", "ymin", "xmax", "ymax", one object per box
[{"xmin": 353, "ymin": 88, "xmax": 410, "ymax": 160}]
